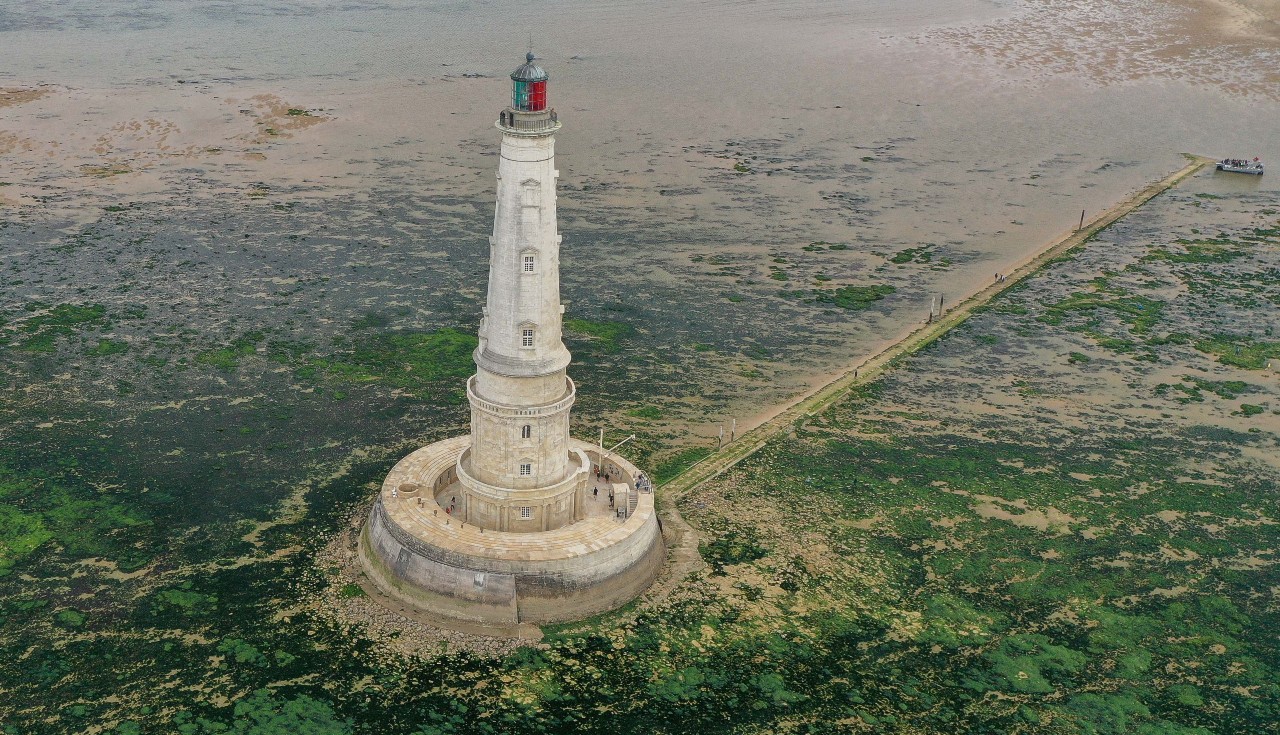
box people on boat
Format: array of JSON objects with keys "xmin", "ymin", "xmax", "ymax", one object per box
[{"xmin": 1219, "ymin": 157, "xmax": 1263, "ymax": 171}]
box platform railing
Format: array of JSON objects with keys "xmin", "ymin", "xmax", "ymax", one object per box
[
  {"xmin": 466, "ymin": 375, "xmax": 575, "ymax": 418},
  {"xmin": 496, "ymin": 108, "xmax": 559, "ymax": 134}
]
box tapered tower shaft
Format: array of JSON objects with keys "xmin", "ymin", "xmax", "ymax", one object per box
[{"xmin": 458, "ymin": 53, "xmax": 586, "ymax": 532}]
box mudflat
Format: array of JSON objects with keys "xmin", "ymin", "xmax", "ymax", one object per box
[{"xmin": 1, "ymin": 1, "xmax": 1277, "ymax": 733}]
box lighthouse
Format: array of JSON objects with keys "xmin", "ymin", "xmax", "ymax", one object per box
[
  {"xmin": 461, "ymin": 52, "xmax": 585, "ymax": 531},
  {"xmin": 359, "ymin": 53, "xmax": 664, "ymax": 627}
]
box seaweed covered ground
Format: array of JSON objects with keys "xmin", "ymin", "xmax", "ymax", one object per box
[
  {"xmin": 3, "ymin": 0, "xmax": 1279, "ymax": 730},
  {"xmin": 664, "ymin": 178, "xmax": 1280, "ymax": 733},
  {"xmin": 2, "ymin": 156, "xmax": 1277, "ymax": 732}
]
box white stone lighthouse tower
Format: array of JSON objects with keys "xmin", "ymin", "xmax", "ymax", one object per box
[
  {"xmin": 359, "ymin": 53, "xmax": 664, "ymax": 628},
  {"xmin": 459, "ymin": 53, "xmax": 589, "ymax": 532}
]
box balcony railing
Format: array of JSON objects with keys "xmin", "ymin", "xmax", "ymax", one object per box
[
  {"xmin": 467, "ymin": 375, "xmax": 575, "ymax": 418},
  {"xmin": 497, "ymin": 108, "xmax": 559, "ymax": 134}
]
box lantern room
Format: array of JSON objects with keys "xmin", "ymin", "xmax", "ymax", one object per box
[{"xmin": 511, "ymin": 52, "xmax": 548, "ymax": 112}]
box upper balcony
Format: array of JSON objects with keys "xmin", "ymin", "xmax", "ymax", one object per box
[{"xmin": 497, "ymin": 108, "xmax": 560, "ymax": 136}]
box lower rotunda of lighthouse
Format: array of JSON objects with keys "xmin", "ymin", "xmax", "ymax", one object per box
[{"xmin": 359, "ymin": 436, "xmax": 665, "ymax": 626}]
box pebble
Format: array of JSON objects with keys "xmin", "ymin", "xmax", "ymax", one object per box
[{"xmin": 305, "ymin": 508, "xmax": 536, "ymax": 659}]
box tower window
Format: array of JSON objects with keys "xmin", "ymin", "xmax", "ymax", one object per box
[
  {"xmin": 519, "ymin": 463, "xmax": 532, "ymax": 476},
  {"xmin": 521, "ymin": 328, "xmax": 534, "ymax": 348},
  {"xmin": 521, "ymin": 179, "xmax": 542, "ymax": 203},
  {"xmin": 523, "ymin": 255, "xmax": 535, "ymax": 272},
  {"xmin": 520, "ymin": 506, "xmax": 532, "ymax": 519},
  {"xmin": 521, "ymin": 425, "xmax": 532, "ymax": 439}
]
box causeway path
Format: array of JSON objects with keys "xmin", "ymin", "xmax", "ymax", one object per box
[{"xmin": 644, "ymin": 155, "xmax": 1213, "ymax": 604}]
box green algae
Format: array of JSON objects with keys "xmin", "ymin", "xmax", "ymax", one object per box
[
  {"xmin": 653, "ymin": 446, "xmax": 713, "ymax": 485},
  {"xmin": 0, "ymin": 451, "xmax": 157, "ymax": 576},
  {"xmin": 8, "ymin": 303, "xmax": 108, "ymax": 352},
  {"xmin": 1194, "ymin": 335, "xmax": 1280, "ymax": 370},
  {"xmin": 1144, "ymin": 237, "xmax": 1250, "ymax": 264},
  {"xmin": 53, "ymin": 608, "xmax": 87, "ymax": 629},
  {"xmin": 889, "ymin": 245, "xmax": 933, "ymax": 264},
  {"xmin": 87, "ymin": 338, "xmax": 130, "ymax": 357},
  {"xmin": 311, "ymin": 328, "xmax": 476, "ymax": 397},
  {"xmin": 0, "ymin": 504, "xmax": 52, "ymax": 576},
  {"xmin": 337, "ymin": 583, "xmax": 365, "ymax": 598},
  {"xmin": 564, "ymin": 318, "xmax": 633, "ymax": 354},
  {"xmin": 814, "ymin": 284, "xmax": 895, "ymax": 310},
  {"xmin": 700, "ymin": 526, "xmax": 768, "ymax": 575},
  {"xmin": 0, "ymin": 185, "xmax": 1277, "ymax": 735},
  {"xmin": 1039, "ymin": 287, "xmax": 1163, "ymax": 336},
  {"xmin": 196, "ymin": 332, "xmax": 264, "ymax": 371},
  {"xmin": 169, "ymin": 689, "xmax": 352, "ymax": 735},
  {"xmin": 677, "ymin": 406, "xmax": 1280, "ymax": 732},
  {"xmin": 1186, "ymin": 377, "xmax": 1251, "ymax": 400}
]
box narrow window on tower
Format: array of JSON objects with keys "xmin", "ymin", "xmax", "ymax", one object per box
[
  {"xmin": 521, "ymin": 425, "xmax": 532, "ymax": 439},
  {"xmin": 523, "ymin": 254, "xmax": 535, "ymax": 273},
  {"xmin": 521, "ymin": 327, "xmax": 534, "ymax": 348},
  {"xmin": 521, "ymin": 179, "xmax": 541, "ymax": 206},
  {"xmin": 520, "ymin": 506, "xmax": 532, "ymax": 519},
  {"xmin": 519, "ymin": 463, "xmax": 532, "ymax": 476}
]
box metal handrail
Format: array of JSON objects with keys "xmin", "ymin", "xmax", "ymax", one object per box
[{"xmin": 496, "ymin": 108, "xmax": 559, "ymax": 133}]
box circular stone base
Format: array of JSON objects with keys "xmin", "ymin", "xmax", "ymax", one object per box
[{"xmin": 358, "ymin": 436, "xmax": 665, "ymax": 626}]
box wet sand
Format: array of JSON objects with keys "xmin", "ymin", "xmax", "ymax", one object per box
[{"xmin": 665, "ymin": 156, "xmax": 1214, "ymax": 491}]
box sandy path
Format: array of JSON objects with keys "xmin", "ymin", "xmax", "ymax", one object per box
[{"xmin": 1196, "ymin": 0, "xmax": 1280, "ymax": 39}]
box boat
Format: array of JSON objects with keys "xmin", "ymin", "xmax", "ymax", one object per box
[{"xmin": 1216, "ymin": 157, "xmax": 1264, "ymax": 175}]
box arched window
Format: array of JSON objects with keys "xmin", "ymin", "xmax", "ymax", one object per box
[{"xmin": 521, "ymin": 425, "xmax": 532, "ymax": 439}]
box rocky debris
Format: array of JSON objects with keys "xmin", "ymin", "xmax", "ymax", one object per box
[{"xmin": 306, "ymin": 506, "xmax": 539, "ymax": 659}]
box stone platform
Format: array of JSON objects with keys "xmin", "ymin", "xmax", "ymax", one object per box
[{"xmin": 359, "ymin": 435, "xmax": 665, "ymax": 626}]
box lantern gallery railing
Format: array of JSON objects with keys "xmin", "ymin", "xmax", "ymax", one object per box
[{"xmin": 497, "ymin": 109, "xmax": 559, "ymax": 133}]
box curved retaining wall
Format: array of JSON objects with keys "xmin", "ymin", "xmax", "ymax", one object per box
[{"xmin": 358, "ymin": 437, "xmax": 665, "ymax": 626}]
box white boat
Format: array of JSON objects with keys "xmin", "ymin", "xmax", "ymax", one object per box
[{"xmin": 1217, "ymin": 158, "xmax": 1264, "ymax": 175}]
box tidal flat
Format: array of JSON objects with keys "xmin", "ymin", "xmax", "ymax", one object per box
[
  {"xmin": 3, "ymin": 0, "xmax": 1278, "ymax": 444},
  {"xmin": 2, "ymin": 0, "xmax": 1279, "ymax": 732},
  {"xmin": 2, "ymin": 162, "xmax": 1277, "ymax": 733}
]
